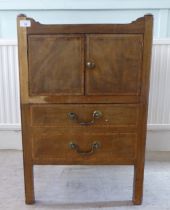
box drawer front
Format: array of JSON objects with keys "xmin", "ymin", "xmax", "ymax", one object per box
[
  {"xmin": 31, "ymin": 104, "xmax": 139, "ymax": 128},
  {"xmin": 32, "ymin": 128, "xmax": 137, "ymax": 164}
]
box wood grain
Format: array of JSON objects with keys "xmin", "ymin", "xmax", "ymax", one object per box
[
  {"xmin": 28, "ymin": 35, "xmax": 84, "ymax": 95},
  {"xmin": 24, "ymin": 95, "xmax": 140, "ymax": 104},
  {"xmin": 31, "ymin": 128, "xmax": 137, "ymax": 164},
  {"xmin": 20, "ymin": 104, "xmax": 35, "ymax": 204},
  {"xmin": 133, "ymin": 15, "xmax": 153, "ymax": 205},
  {"xmin": 31, "ymin": 104, "xmax": 139, "ymax": 128},
  {"xmin": 17, "ymin": 15, "xmax": 29, "ymax": 103},
  {"xmin": 86, "ymin": 34, "xmax": 143, "ymax": 95},
  {"xmin": 17, "ymin": 15, "xmax": 35, "ymax": 204},
  {"xmin": 26, "ymin": 16, "xmax": 145, "ymax": 35}
]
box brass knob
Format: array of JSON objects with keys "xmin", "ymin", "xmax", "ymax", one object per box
[
  {"xmin": 93, "ymin": 110, "xmax": 102, "ymax": 119},
  {"xmin": 86, "ymin": 61, "xmax": 95, "ymax": 69}
]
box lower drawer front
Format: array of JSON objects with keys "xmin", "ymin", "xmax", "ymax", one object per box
[{"xmin": 32, "ymin": 129, "xmax": 137, "ymax": 164}]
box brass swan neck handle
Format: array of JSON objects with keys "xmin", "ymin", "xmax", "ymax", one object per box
[
  {"xmin": 69, "ymin": 141, "xmax": 101, "ymax": 156},
  {"xmin": 67, "ymin": 110, "xmax": 102, "ymax": 126}
]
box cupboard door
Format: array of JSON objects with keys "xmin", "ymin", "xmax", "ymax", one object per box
[
  {"xmin": 86, "ymin": 34, "xmax": 143, "ymax": 95},
  {"xmin": 28, "ymin": 35, "xmax": 84, "ymax": 96}
]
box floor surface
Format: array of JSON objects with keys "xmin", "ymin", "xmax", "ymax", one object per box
[{"xmin": 1, "ymin": 150, "xmax": 170, "ymax": 210}]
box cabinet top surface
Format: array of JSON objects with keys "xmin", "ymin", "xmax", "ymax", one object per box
[{"xmin": 17, "ymin": 14, "xmax": 153, "ymax": 35}]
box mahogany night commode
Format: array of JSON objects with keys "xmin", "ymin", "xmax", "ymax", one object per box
[{"xmin": 17, "ymin": 14, "xmax": 153, "ymax": 205}]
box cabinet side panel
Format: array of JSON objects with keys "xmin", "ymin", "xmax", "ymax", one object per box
[
  {"xmin": 17, "ymin": 15, "xmax": 29, "ymax": 104},
  {"xmin": 133, "ymin": 15, "xmax": 153, "ymax": 205}
]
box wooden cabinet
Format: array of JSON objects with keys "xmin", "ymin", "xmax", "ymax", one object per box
[{"xmin": 17, "ymin": 14, "xmax": 153, "ymax": 205}]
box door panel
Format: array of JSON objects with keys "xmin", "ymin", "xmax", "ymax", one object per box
[
  {"xmin": 86, "ymin": 34, "xmax": 143, "ymax": 95},
  {"xmin": 28, "ymin": 35, "xmax": 84, "ymax": 96}
]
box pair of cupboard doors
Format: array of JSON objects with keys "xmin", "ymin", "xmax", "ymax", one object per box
[{"xmin": 28, "ymin": 34, "xmax": 143, "ymax": 97}]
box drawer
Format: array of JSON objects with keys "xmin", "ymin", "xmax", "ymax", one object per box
[
  {"xmin": 31, "ymin": 104, "xmax": 139, "ymax": 128},
  {"xmin": 32, "ymin": 128, "xmax": 137, "ymax": 164}
]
